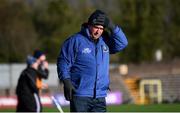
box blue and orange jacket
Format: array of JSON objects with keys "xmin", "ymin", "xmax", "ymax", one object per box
[{"xmin": 57, "ymin": 24, "xmax": 128, "ymax": 98}]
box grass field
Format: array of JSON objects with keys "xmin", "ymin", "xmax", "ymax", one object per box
[{"xmin": 1, "ymin": 104, "xmax": 180, "ymax": 112}]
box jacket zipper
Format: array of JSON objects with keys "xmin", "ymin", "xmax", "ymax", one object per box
[{"xmin": 93, "ymin": 44, "xmax": 98, "ymax": 99}]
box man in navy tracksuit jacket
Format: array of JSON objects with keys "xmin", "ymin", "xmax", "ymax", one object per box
[{"xmin": 57, "ymin": 9, "xmax": 128, "ymax": 112}]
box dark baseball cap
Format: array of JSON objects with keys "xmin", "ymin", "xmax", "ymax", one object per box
[{"xmin": 33, "ymin": 50, "xmax": 45, "ymax": 59}]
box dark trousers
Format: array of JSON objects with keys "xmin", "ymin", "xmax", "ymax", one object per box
[{"xmin": 70, "ymin": 96, "xmax": 106, "ymax": 112}]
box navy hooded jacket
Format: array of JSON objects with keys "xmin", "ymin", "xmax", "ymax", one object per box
[{"xmin": 57, "ymin": 24, "xmax": 128, "ymax": 98}]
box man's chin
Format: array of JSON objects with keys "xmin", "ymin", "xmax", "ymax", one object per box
[{"xmin": 92, "ymin": 36, "xmax": 100, "ymax": 40}]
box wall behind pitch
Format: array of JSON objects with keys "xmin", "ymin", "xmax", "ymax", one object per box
[{"xmin": 0, "ymin": 64, "xmax": 59, "ymax": 90}]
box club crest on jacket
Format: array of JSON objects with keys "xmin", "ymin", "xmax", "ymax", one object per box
[
  {"xmin": 102, "ymin": 45, "xmax": 109, "ymax": 52},
  {"xmin": 82, "ymin": 48, "xmax": 92, "ymax": 54}
]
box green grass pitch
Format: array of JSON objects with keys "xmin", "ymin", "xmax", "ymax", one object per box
[{"xmin": 0, "ymin": 104, "xmax": 180, "ymax": 112}]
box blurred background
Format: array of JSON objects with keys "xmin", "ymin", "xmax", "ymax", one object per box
[{"xmin": 0, "ymin": 0, "xmax": 180, "ymax": 112}]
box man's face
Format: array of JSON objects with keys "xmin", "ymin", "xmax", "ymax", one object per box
[
  {"xmin": 37, "ymin": 55, "xmax": 46, "ymax": 64},
  {"xmin": 89, "ymin": 25, "xmax": 104, "ymax": 40}
]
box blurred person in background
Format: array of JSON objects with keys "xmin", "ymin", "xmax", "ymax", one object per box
[
  {"xmin": 16, "ymin": 55, "xmax": 42, "ymax": 112},
  {"xmin": 33, "ymin": 50, "xmax": 49, "ymax": 92},
  {"xmin": 16, "ymin": 50, "xmax": 49, "ymax": 112},
  {"xmin": 57, "ymin": 9, "xmax": 128, "ymax": 112}
]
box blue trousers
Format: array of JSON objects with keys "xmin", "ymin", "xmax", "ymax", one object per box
[{"xmin": 70, "ymin": 96, "xmax": 106, "ymax": 112}]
